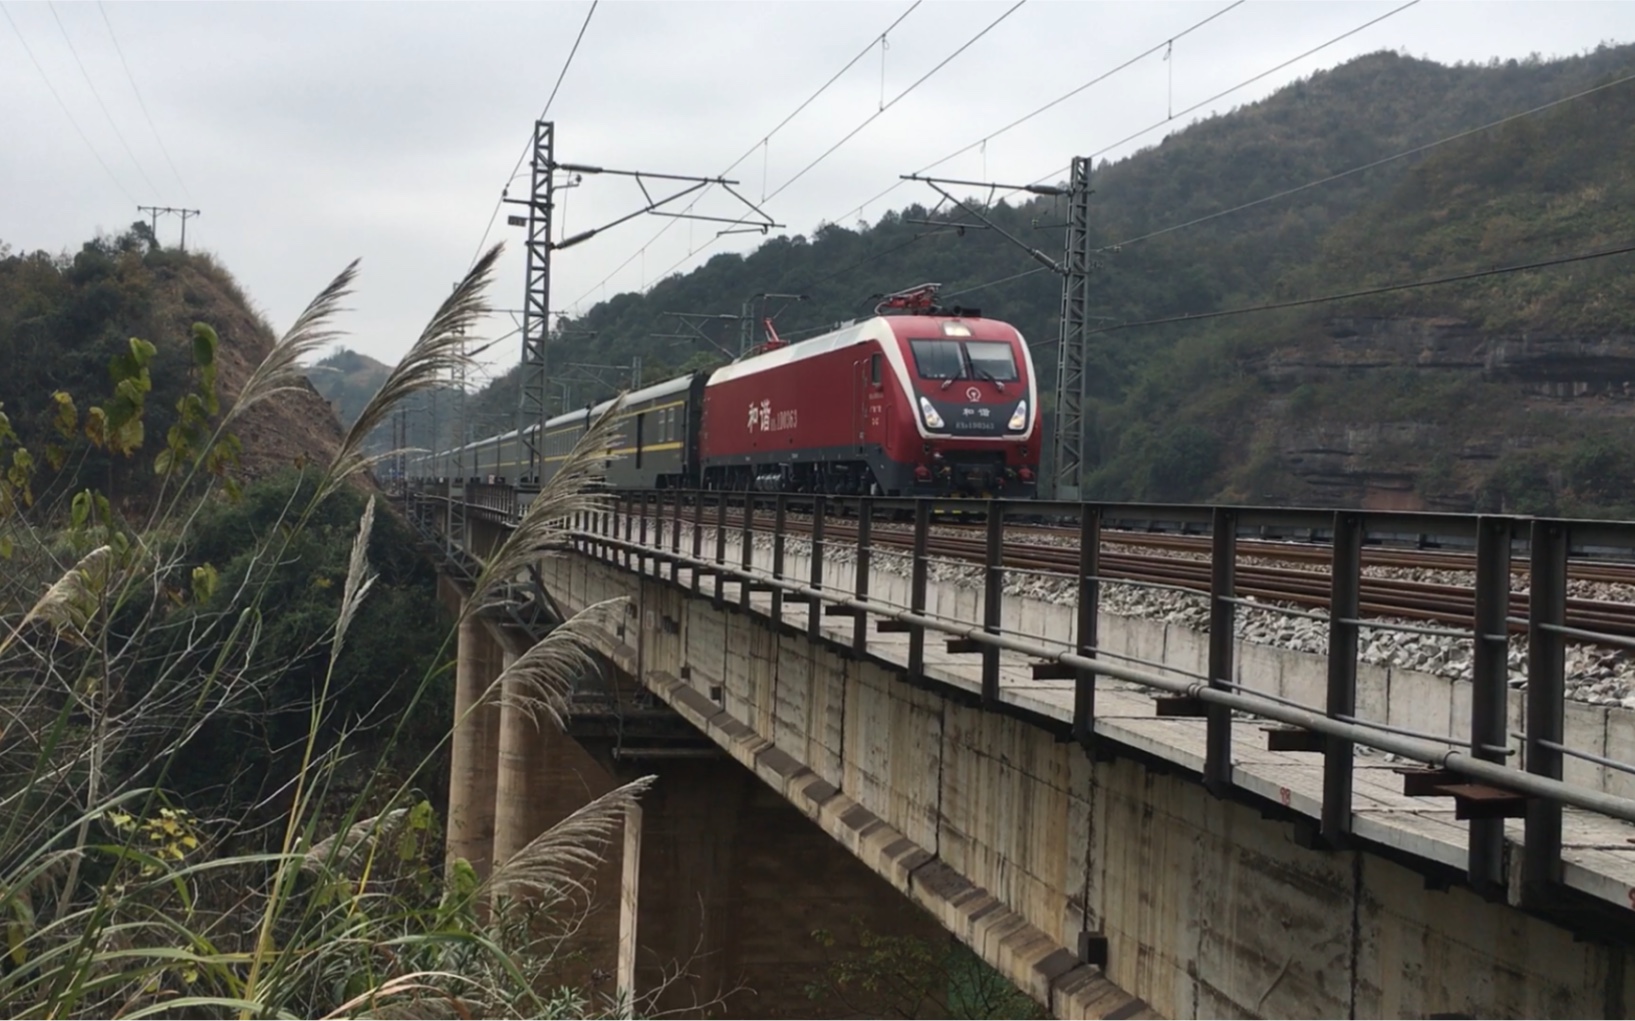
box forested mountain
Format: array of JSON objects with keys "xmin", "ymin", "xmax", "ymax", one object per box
[
  {"xmin": 308, "ymin": 347, "xmax": 468, "ymax": 463},
  {"xmin": 0, "ymin": 228, "xmax": 348, "ymax": 510},
  {"xmin": 466, "ymin": 43, "xmax": 1635, "ymax": 515}
]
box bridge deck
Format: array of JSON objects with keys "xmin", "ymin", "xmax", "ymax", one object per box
[{"xmin": 657, "ymin": 561, "xmax": 1635, "ymax": 917}]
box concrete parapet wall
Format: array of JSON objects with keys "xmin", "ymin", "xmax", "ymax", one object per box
[
  {"xmin": 545, "ymin": 546, "xmax": 1635, "ymax": 1019},
  {"xmin": 693, "ymin": 527, "xmax": 1635, "ymax": 800}
]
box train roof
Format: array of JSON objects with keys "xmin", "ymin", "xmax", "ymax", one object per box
[
  {"xmin": 540, "ymin": 371, "xmax": 698, "ymax": 431},
  {"xmin": 706, "ymin": 314, "xmax": 1018, "ymax": 386}
]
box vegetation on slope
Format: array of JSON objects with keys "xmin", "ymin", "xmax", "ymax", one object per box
[
  {"xmin": 0, "ymin": 240, "xmax": 657, "ymax": 1018},
  {"xmin": 461, "ymin": 44, "xmax": 1635, "ymax": 515}
]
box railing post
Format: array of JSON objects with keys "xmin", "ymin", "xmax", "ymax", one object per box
[
  {"xmin": 982, "ymin": 499, "xmax": 1003, "ymax": 706},
  {"xmin": 1470, "ymin": 515, "xmax": 1512, "ymax": 890},
  {"xmin": 690, "ymin": 491, "xmax": 704, "ymax": 593},
  {"xmin": 638, "ymin": 493, "xmax": 651, "ymax": 576},
  {"xmin": 622, "ymin": 494, "xmax": 635, "ymax": 570},
  {"xmin": 1525, "ymin": 519, "xmax": 1567, "ymax": 899},
  {"xmin": 1074, "ymin": 504, "xmax": 1101, "ymax": 747},
  {"xmin": 1206, "ymin": 506, "xmax": 1236, "ymax": 796},
  {"xmin": 772, "ymin": 494, "xmax": 788, "ymax": 619},
  {"xmin": 1322, "ymin": 511, "xmax": 1363, "ymax": 843},
  {"xmin": 649, "ymin": 492, "xmax": 661, "ymax": 574},
  {"xmin": 854, "ymin": 497, "xmax": 872, "ymax": 655},
  {"xmin": 714, "ymin": 492, "xmax": 728, "ymax": 604},
  {"xmin": 809, "ymin": 496, "xmax": 827, "ymax": 640},
  {"xmin": 671, "ymin": 490, "xmax": 683, "ymax": 582},
  {"xmin": 740, "ymin": 493, "xmax": 755, "ymax": 611},
  {"xmin": 908, "ymin": 499, "xmax": 930, "ymax": 678}
]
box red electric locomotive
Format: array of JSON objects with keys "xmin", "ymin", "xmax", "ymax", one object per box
[{"xmin": 697, "ymin": 284, "xmax": 1040, "ymax": 497}]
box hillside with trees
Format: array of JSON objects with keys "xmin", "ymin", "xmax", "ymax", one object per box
[
  {"xmin": 0, "ymin": 228, "xmax": 349, "ymax": 513},
  {"xmin": 0, "ymin": 238, "xmax": 687, "ymax": 1017},
  {"xmin": 461, "ymin": 43, "xmax": 1635, "ymax": 515}
]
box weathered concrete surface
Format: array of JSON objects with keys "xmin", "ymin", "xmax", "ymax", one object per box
[
  {"xmin": 707, "ymin": 526, "xmax": 1635, "ymax": 798},
  {"xmin": 626, "ymin": 753, "xmax": 952, "ymax": 1018},
  {"xmin": 442, "ymin": 564, "xmax": 950, "ymax": 1017},
  {"xmin": 543, "ymin": 546, "xmax": 1635, "ymax": 1019},
  {"xmin": 447, "ymin": 603, "xmax": 503, "ymax": 878}
]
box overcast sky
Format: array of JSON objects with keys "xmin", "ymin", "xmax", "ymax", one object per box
[{"xmin": 5, "ymin": 0, "xmax": 1634, "ymax": 389}]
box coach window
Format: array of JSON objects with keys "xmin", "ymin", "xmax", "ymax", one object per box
[{"xmin": 870, "ymin": 353, "xmax": 881, "ymax": 386}]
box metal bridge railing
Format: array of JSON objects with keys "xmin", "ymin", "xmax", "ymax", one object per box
[{"xmin": 407, "ymin": 481, "xmax": 1635, "ymax": 907}]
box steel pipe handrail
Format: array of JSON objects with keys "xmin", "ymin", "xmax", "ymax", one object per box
[{"xmin": 572, "ymin": 525, "xmax": 1635, "ymax": 826}]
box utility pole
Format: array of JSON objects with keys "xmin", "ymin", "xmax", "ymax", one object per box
[
  {"xmin": 502, "ymin": 120, "xmax": 779, "ymax": 487},
  {"xmin": 1053, "ymin": 157, "xmax": 1093, "ymax": 501},
  {"xmin": 136, "ymin": 205, "xmax": 202, "ymax": 251},
  {"xmin": 901, "ymin": 161, "xmax": 1093, "ymax": 499}
]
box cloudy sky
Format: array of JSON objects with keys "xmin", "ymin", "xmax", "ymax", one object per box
[{"xmin": 4, "ymin": 0, "xmax": 1634, "ymax": 387}]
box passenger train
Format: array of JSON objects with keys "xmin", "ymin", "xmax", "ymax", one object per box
[{"xmin": 415, "ymin": 284, "xmax": 1041, "ymax": 498}]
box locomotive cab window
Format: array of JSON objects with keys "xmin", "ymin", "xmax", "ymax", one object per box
[
  {"xmin": 909, "ymin": 339, "xmax": 964, "ymax": 380},
  {"xmin": 965, "ymin": 341, "xmax": 1018, "ymax": 382},
  {"xmin": 909, "ymin": 338, "xmax": 1019, "ymax": 383}
]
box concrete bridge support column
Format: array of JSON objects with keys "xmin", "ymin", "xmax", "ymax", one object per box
[
  {"xmin": 620, "ymin": 750, "xmax": 951, "ymax": 1018},
  {"xmin": 448, "ymin": 608, "xmax": 502, "ymax": 878},
  {"xmin": 491, "ymin": 688, "xmax": 626, "ymax": 992}
]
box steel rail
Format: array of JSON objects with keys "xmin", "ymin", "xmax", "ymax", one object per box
[{"xmin": 715, "ymin": 506, "xmax": 1635, "ymax": 643}]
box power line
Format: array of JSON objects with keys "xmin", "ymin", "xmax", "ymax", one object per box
[
  {"xmin": 643, "ymin": 0, "xmax": 1030, "ymax": 290},
  {"xmin": 783, "ymin": 2, "xmax": 1249, "ymax": 313},
  {"xmin": 942, "ymin": 264, "xmax": 1050, "ymax": 300},
  {"xmin": 1085, "ymin": 241, "xmax": 1635, "ymax": 336},
  {"xmin": 1109, "ymin": 67, "xmax": 1635, "ymax": 250},
  {"xmin": 567, "ymin": 1, "xmax": 924, "ymax": 309},
  {"xmin": 0, "ymin": 0, "xmax": 136, "ymax": 204},
  {"xmin": 97, "ymin": 1, "xmax": 188, "ymax": 200},
  {"xmin": 830, "ymin": 0, "xmax": 1247, "ymax": 228},
  {"xmin": 1017, "ymin": 0, "xmax": 1422, "ymax": 197},
  {"xmin": 49, "ymin": 1, "xmax": 160, "ymax": 197},
  {"xmin": 761, "ymin": 0, "xmax": 1028, "ymax": 209},
  {"xmin": 537, "ymin": 0, "xmax": 597, "ymax": 125},
  {"xmin": 923, "ymin": 0, "xmax": 1426, "ymax": 304},
  {"xmin": 467, "ymin": 0, "xmax": 599, "ymax": 269}
]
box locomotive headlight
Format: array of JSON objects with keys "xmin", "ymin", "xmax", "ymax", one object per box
[
  {"xmin": 1007, "ymin": 400, "xmax": 1028, "ymax": 431},
  {"xmin": 919, "ymin": 396, "xmax": 945, "ymax": 429}
]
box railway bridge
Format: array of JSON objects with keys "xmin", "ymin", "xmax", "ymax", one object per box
[{"xmin": 406, "ymin": 481, "xmax": 1635, "ymax": 1019}]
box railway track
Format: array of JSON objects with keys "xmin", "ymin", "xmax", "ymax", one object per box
[{"xmin": 654, "ymin": 504, "xmax": 1635, "ymax": 644}]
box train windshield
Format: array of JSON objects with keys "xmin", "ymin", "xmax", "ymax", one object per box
[
  {"xmin": 909, "ymin": 339, "xmax": 965, "ymax": 380},
  {"xmin": 909, "ymin": 339, "xmax": 1019, "ymax": 383},
  {"xmin": 964, "ymin": 341, "xmax": 1018, "ymax": 382}
]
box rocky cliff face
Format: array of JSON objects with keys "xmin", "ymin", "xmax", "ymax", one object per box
[{"xmin": 1253, "ymin": 316, "xmax": 1635, "ymax": 510}]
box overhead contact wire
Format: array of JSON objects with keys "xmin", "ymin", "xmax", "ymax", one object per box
[
  {"xmin": 646, "ymin": 0, "xmax": 1029, "ymax": 287},
  {"xmin": 569, "ymin": 1, "xmax": 924, "ymax": 309},
  {"xmin": 468, "ymin": 0, "xmax": 599, "ymax": 270},
  {"xmin": 831, "ymin": 0, "xmax": 1247, "ymax": 228}
]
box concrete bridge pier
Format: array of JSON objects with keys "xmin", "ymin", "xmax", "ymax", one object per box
[
  {"xmin": 440, "ymin": 585, "xmax": 955, "ymax": 1015},
  {"xmin": 447, "ymin": 597, "xmax": 502, "ymax": 879},
  {"xmin": 604, "ymin": 743, "xmax": 955, "ymax": 1018}
]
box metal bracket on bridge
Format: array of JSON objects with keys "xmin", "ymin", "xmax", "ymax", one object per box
[{"xmin": 1264, "ymin": 726, "xmax": 1326, "ymax": 753}]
